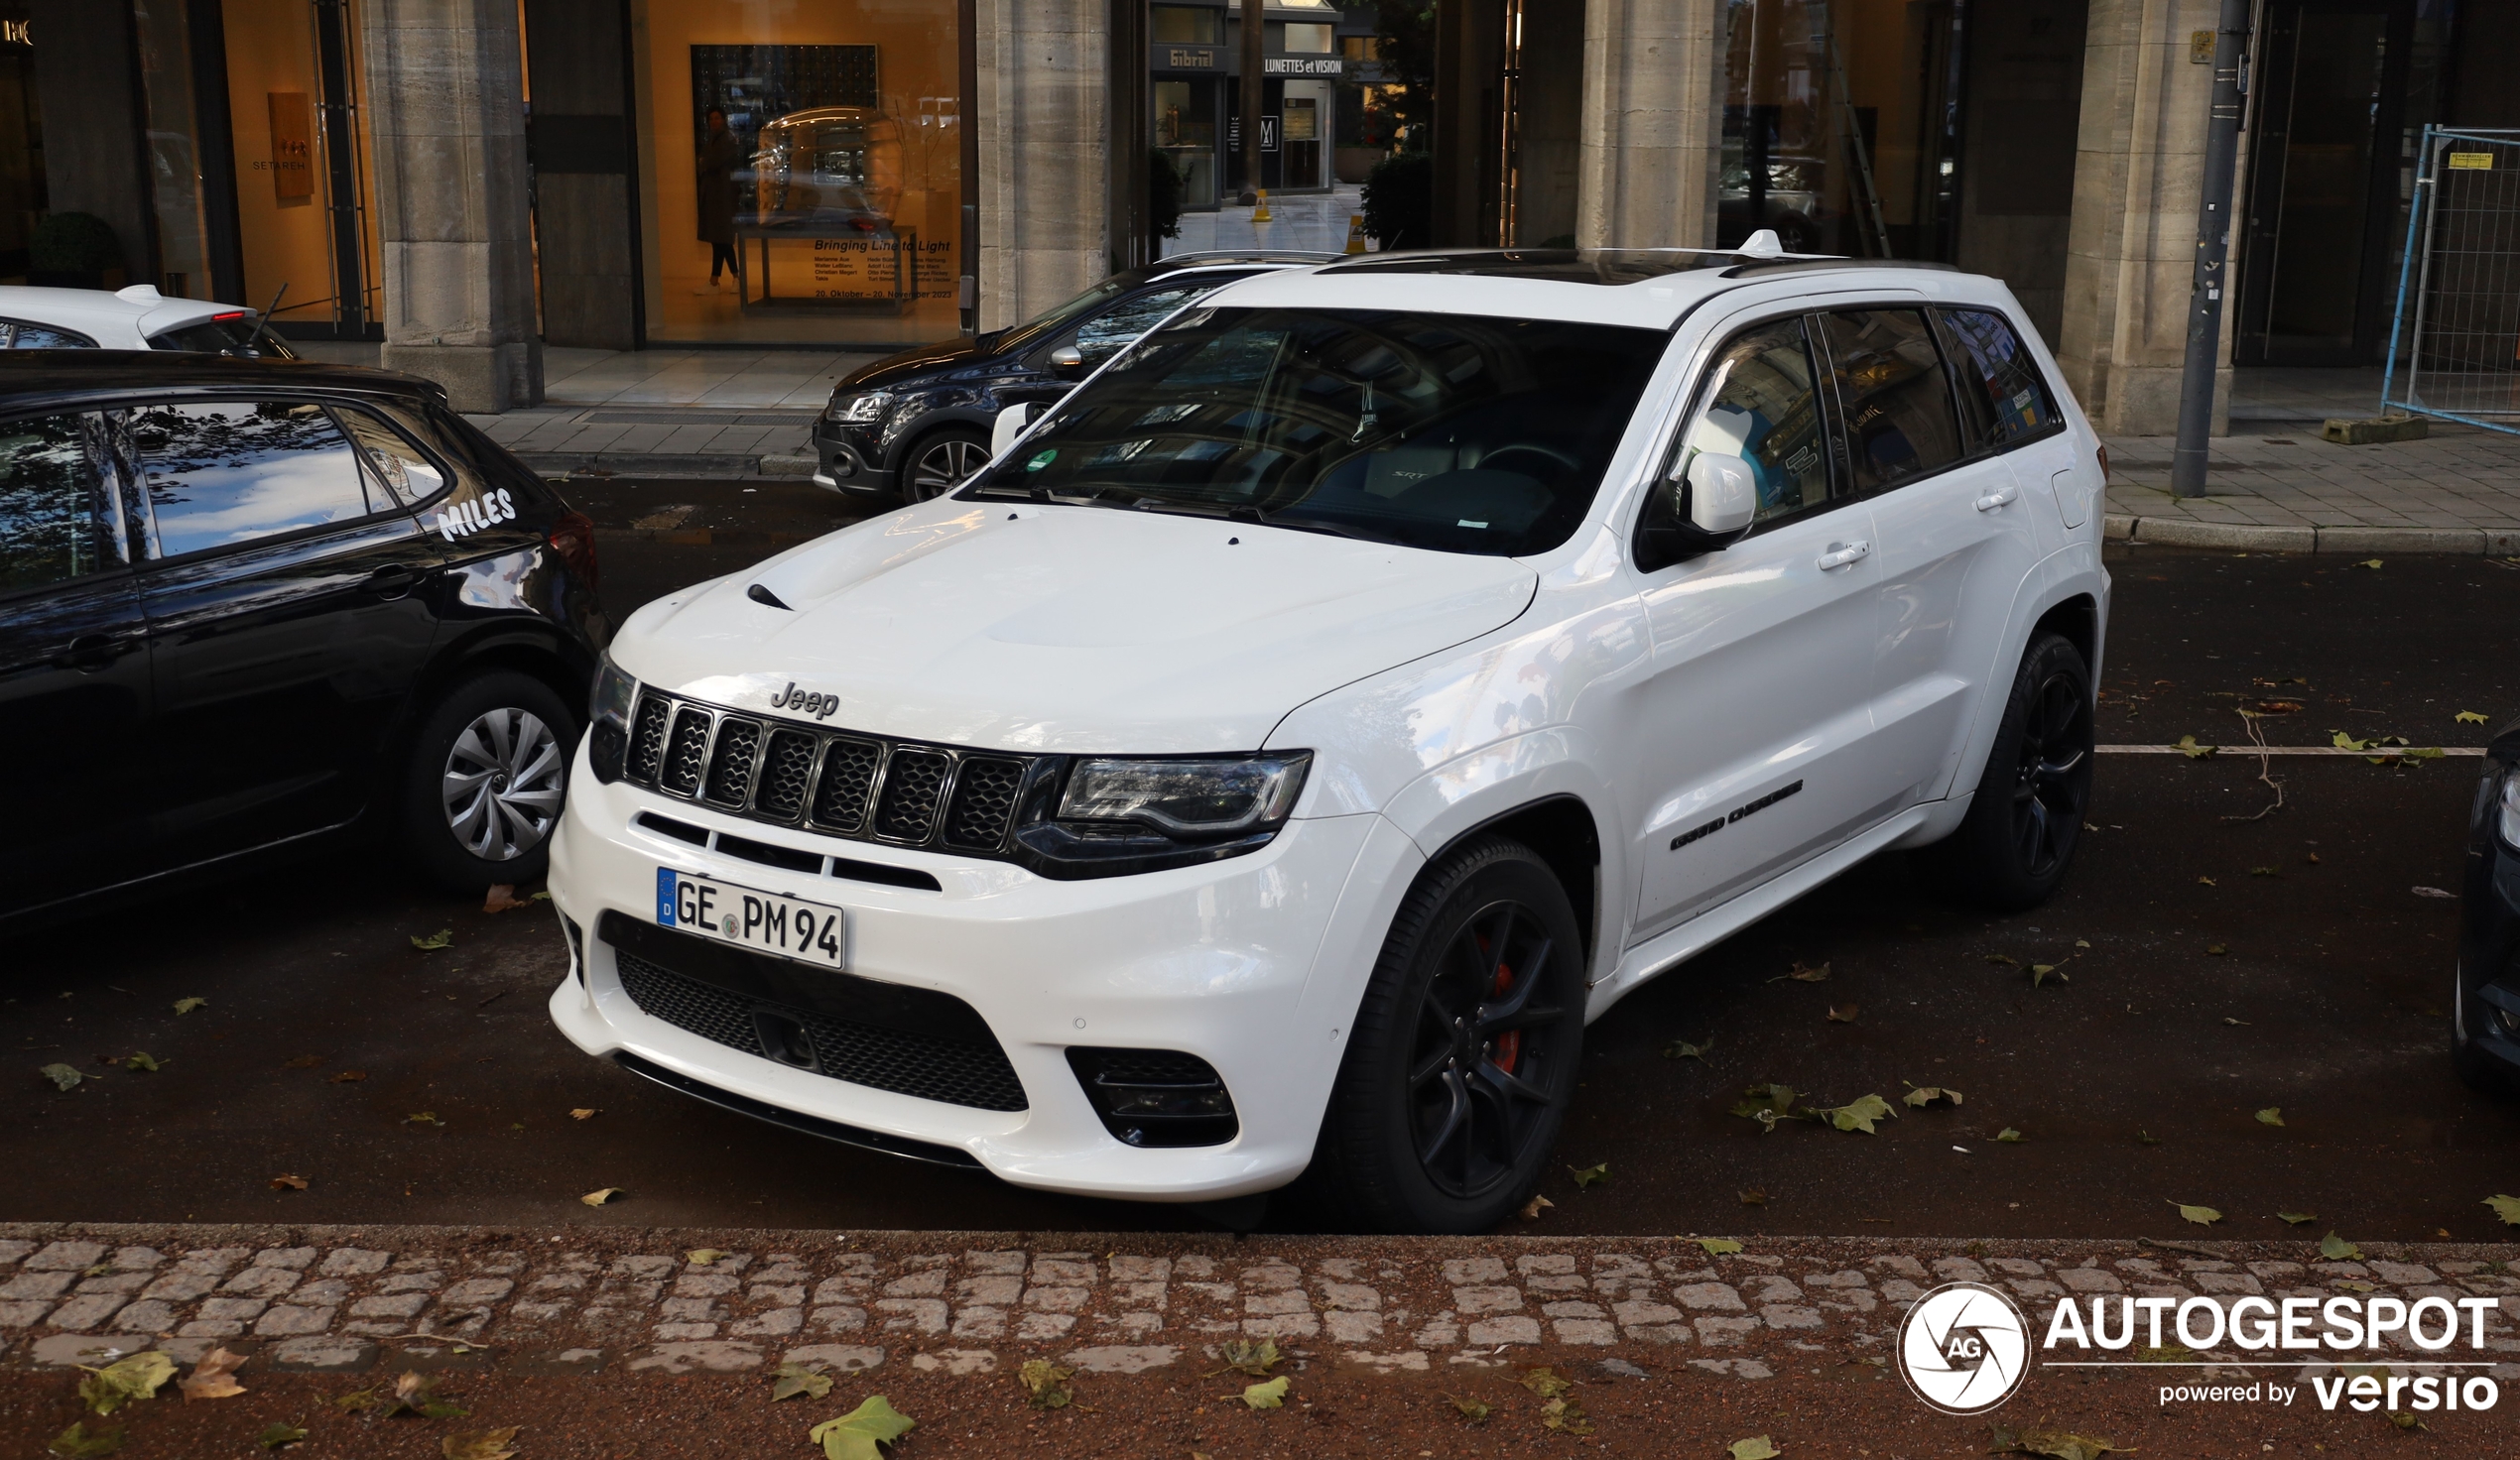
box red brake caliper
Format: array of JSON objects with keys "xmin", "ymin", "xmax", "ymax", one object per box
[{"xmin": 1483, "ymin": 934, "xmax": 1522, "ymax": 1074}]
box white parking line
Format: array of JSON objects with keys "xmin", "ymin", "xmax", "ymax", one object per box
[{"xmin": 2099, "ymin": 744, "xmax": 2486, "ymax": 756}]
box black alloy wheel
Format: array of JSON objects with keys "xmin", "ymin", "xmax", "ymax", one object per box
[
  {"xmin": 1313, "ymin": 835, "xmax": 1584, "ymax": 1233},
  {"xmin": 903, "ymin": 428, "xmax": 991, "ymax": 502},
  {"xmin": 1938, "ymin": 631, "xmax": 2094, "ymax": 911}
]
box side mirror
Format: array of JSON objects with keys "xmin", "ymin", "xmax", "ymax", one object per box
[
  {"xmin": 990, "ymin": 401, "xmax": 1042, "ymax": 460},
  {"xmin": 1047, "ymin": 344, "xmax": 1086, "ymax": 378},
  {"xmin": 1635, "ymin": 451, "xmax": 1757, "ymax": 572},
  {"xmin": 1684, "ymin": 452, "xmax": 1758, "ymax": 536}
]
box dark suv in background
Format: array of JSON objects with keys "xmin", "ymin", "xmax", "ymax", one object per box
[
  {"xmin": 0, "ymin": 354, "xmax": 605, "ymax": 931},
  {"xmin": 813, "ymin": 250, "xmax": 1336, "ymax": 501}
]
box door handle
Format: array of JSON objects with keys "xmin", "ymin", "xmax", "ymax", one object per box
[
  {"xmin": 1816, "ymin": 540, "xmax": 1871, "ymax": 571},
  {"xmin": 1973, "ymin": 484, "xmax": 2021, "ymax": 512},
  {"xmin": 61, "ymin": 633, "xmax": 137, "ymax": 670},
  {"xmin": 360, "ymin": 563, "xmax": 422, "ymax": 597}
]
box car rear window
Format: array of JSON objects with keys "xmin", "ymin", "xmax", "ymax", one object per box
[{"xmin": 146, "ymin": 316, "xmax": 296, "ymax": 358}]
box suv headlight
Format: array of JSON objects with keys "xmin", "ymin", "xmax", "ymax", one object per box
[
  {"xmin": 1011, "ymin": 752, "xmax": 1312, "ymax": 879},
  {"xmin": 2500, "ymin": 769, "xmax": 2520, "ymax": 849},
  {"xmin": 824, "ymin": 390, "xmax": 892, "ymax": 425},
  {"xmin": 587, "ymin": 654, "xmax": 637, "ymax": 783}
]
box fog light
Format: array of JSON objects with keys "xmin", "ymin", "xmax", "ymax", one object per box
[
  {"xmin": 2495, "ymin": 1006, "xmax": 2520, "ymax": 1037},
  {"xmin": 1066, "ymin": 1047, "xmax": 1238, "ymax": 1148}
]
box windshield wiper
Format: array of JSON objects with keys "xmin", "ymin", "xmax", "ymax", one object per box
[{"xmin": 1228, "ymin": 506, "xmax": 1383, "ymax": 543}]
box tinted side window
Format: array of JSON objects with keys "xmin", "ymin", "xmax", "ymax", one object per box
[
  {"xmin": 138, "ymin": 401, "xmax": 377, "ymax": 558},
  {"xmin": 1071, "ymin": 283, "xmax": 1220, "ymax": 364},
  {"xmin": 1677, "ymin": 317, "xmax": 1832, "ymax": 526},
  {"xmin": 0, "ymin": 319, "xmax": 98, "ymax": 349},
  {"xmin": 1939, "ymin": 307, "xmax": 2061, "ymax": 450},
  {"xmin": 332, "ymin": 404, "xmax": 449, "ymax": 506},
  {"xmin": 0, "ymin": 414, "xmax": 117, "ymax": 592},
  {"xmin": 1816, "ymin": 309, "xmax": 1966, "ymax": 492}
]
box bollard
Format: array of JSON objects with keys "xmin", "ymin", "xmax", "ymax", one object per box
[{"xmin": 1345, "ymin": 214, "xmax": 1367, "ymax": 254}]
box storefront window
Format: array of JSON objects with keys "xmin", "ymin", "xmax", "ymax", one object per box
[
  {"xmin": 639, "ymin": 0, "xmax": 961, "ymax": 346},
  {"xmin": 1156, "ymin": 79, "xmax": 1218, "ymax": 208},
  {"xmin": 220, "ymin": 0, "xmax": 380, "ymax": 331},
  {"xmin": 1154, "ymin": 6, "xmax": 1221, "ymax": 44},
  {"xmin": 1283, "ymin": 22, "xmax": 1334, "ymax": 52},
  {"xmin": 1718, "ymin": 0, "xmax": 1963, "ymax": 260},
  {"xmin": 134, "ymin": 0, "xmax": 211, "ymax": 300}
]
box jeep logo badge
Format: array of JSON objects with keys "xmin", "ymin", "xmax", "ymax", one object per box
[{"xmin": 768, "ymin": 681, "xmax": 839, "ymax": 720}]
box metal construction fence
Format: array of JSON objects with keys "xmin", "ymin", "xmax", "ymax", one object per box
[{"xmin": 2384, "ymin": 127, "xmax": 2520, "ymax": 435}]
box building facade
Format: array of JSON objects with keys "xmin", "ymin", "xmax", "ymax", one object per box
[{"xmin": 0, "ymin": 0, "xmax": 2510, "ymax": 427}]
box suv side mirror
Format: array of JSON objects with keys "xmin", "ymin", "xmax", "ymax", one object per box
[
  {"xmin": 1635, "ymin": 451, "xmax": 1758, "ymax": 572},
  {"xmin": 1047, "ymin": 344, "xmax": 1086, "ymax": 378},
  {"xmin": 990, "ymin": 402, "xmax": 1042, "ymax": 460}
]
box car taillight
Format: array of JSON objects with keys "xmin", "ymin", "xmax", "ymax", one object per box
[{"xmin": 549, "ymin": 510, "xmax": 599, "ymax": 595}]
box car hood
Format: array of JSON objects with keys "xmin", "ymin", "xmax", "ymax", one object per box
[
  {"xmin": 613, "ymin": 500, "xmax": 1539, "ymax": 754},
  {"xmin": 836, "ymin": 333, "xmax": 1003, "ymax": 392}
]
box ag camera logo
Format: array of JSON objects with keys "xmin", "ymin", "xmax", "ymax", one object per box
[{"xmin": 1898, "ymin": 1281, "xmax": 2032, "ymax": 1414}]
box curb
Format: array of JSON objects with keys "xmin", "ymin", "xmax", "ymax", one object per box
[{"xmin": 2103, "ymin": 514, "xmax": 2520, "ymax": 554}]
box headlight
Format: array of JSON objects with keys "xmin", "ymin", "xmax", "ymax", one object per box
[
  {"xmin": 587, "ymin": 655, "xmax": 637, "ymax": 784},
  {"xmin": 2500, "ymin": 770, "xmax": 2520, "ymax": 848},
  {"xmin": 1058, "ymin": 753, "xmax": 1311, "ymax": 836},
  {"xmin": 824, "ymin": 390, "xmax": 892, "ymax": 425}
]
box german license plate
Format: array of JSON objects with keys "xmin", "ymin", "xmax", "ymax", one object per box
[{"xmin": 656, "ymin": 868, "xmax": 846, "ymax": 967}]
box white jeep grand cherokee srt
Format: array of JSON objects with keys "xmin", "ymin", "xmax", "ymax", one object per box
[{"xmin": 547, "ymin": 246, "xmax": 2108, "ymax": 1234}]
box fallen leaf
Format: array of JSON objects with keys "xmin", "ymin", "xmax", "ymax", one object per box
[
  {"xmin": 1983, "ymin": 953, "xmax": 2021, "ymax": 968},
  {"xmin": 2356, "ymin": 558, "xmax": 2382, "ymax": 568},
  {"xmin": 411, "ymin": 929, "xmax": 453, "ymax": 951},
  {"xmin": 1738, "ymin": 1188, "xmax": 1768, "ymax": 1206},
  {"xmin": 2457, "ymin": 710, "xmax": 2489, "ymax": 725},
  {"xmin": 328, "ymin": 1069, "xmax": 367, "ymax": 1083},
  {"xmin": 2198, "ymin": 876, "xmax": 2217, "ymax": 887},
  {"xmin": 46, "ymin": 1421, "xmax": 122, "ymax": 1458},
  {"xmin": 579, "ymin": 1187, "xmax": 625, "ymax": 1206},
  {"xmin": 284, "ymin": 1055, "xmax": 322, "ymax": 1069},
  {"xmin": 2137, "ymin": 1129, "xmax": 2162, "ymax": 1146},
  {"xmin": 2030, "ymin": 963, "xmax": 2069, "ymax": 988},
  {"xmin": 2412, "ymin": 886, "xmax": 2456, "ymax": 900},
  {"xmin": 119, "ymin": 1051, "xmax": 162, "ymax": 1073},
  {"xmin": 332, "ymin": 1390, "xmax": 378, "ymax": 1413},
  {"xmin": 2256, "ymin": 1107, "xmax": 2285, "ymax": 1127},
  {"xmin": 2320, "ymin": 1231, "xmax": 2364, "ymax": 1260},
  {"xmin": 1786, "ymin": 961, "xmax": 1828, "ymax": 982},
  {"xmin": 1018, "ymin": 1359, "xmax": 1073, "ymax": 1409},
  {"xmin": 77, "ymin": 1352, "xmax": 175, "ymax": 1415},
  {"xmin": 2278, "ymin": 1211, "xmax": 2318, "ymax": 1226},
  {"xmin": 1662, "ymin": 1037, "xmax": 1712, "ymax": 1060},
  {"xmin": 256, "ymin": 1420, "xmax": 307, "ymax": 1451},
  {"xmin": 2223, "ymin": 1018, "xmax": 2250, "ymax": 1026},
  {"xmin": 2171, "ymin": 1201, "xmax": 2223, "ymax": 1226},
  {"xmin": 2487, "ymin": 1195, "xmax": 2520, "ymax": 1226},
  {"xmin": 1818, "ymin": 1094, "xmax": 1897, "ymax": 1134},
  {"xmin": 1826, "ymin": 1004, "xmax": 1859, "ymax": 1023},
  {"xmin": 441, "ymin": 1428, "xmax": 521, "ymax": 1460},
  {"xmin": 1904, "ymin": 1086, "xmax": 1962, "ymax": 1108},
  {"xmin": 2331, "ymin": 730, "xmax": 2374, "ymax": 752},
  {"xmin": 1539, "ymin": 1396, "xmax": 1593, "ymax": 1434},
  {"xmin": 2336, "ymin": 1279, "xmax": 2377, "ymax": 1293},
  {"xmin": 1519, "ymin": 1193, "xmax": 1554, "ymax": 1221},
  {"xmin": 2307, "ymin": 852, "xmax": 2322, "ymax": 864},
  {"xmin": 382, "ymin": 1370, "xmax": 466, "ymax": 1420},
  {"xmin": 1995, "ymin": 1127, "xmax": 2024, "ymax": 1143},
  {"xmin": 569, "ymin": 1107, "xmax": 598, "ymax": 1120},
  {"xmin": 1569, "ymin": 1161, "xmax": 1610, "ymax": 1188},
  {"xmin": 686, "ymin": 1249, "xmax": 728, "ymax": 1266},
  {"xmin": 41, "ymin": 1063, "xmax": 82, "ymax": 1091},
  {"xmin": 406, "ymin": 1112, "xmax": 441, "ymax": 1126},
  {"xmin": 772, "ymin": 1362, "xmax": 832, "ymax": 1401},
  {"xmin": 2389, "ymin": 1412, "xmax": 2426, "ymax": 1431},
  {"xmin": 1729, "ymin": 1438, "xmax": 1781, "ymax": 1460},
  {"xmin": 1448, "ymin": 1395, "xmax": 1491, "ymax": 1422},
  {"xmin": 2176, "ymin": 734, "xmax": 2218, "ymax": 760},
  {"xmin": 2075, "ymin": 938, "xmax": 2091, "ymax": 948},
  {"xmin": 482, "ymin": 885, "xmax": 527, "ymax": 913},
  {"xmin": 2205, "ymin": 943, "xmax": 2228, "ymax": 956},
  {"xmin": 181, "ymin": 1347, "xmax": 248, "ymax": 1400},
  {"xmin": 1519, "ymin": 1367, "xmax": 1574, "ymax": 1399},
  {"xmin": 1730, "ymin": 1082, "xmax": 1804, "ymax": 1130},
  {"xmin": 1212, "ymin": 1339, "xmax": 1281, "ymax": 1378},
  {"xmin": 1239, "ymin": 1376, "xmax": 1289, "ymax": 1409},
  {"xmin": 2249, "ymin": 866, "xmax": 2278, "ymax": 878},
  {"xmin": 1698, "ymin": 1238, "xmax": 1744, "ymax": 1256},
  {"xmin": 173, "ymin": 997, "xmax": 206, "ymax": 1015}
]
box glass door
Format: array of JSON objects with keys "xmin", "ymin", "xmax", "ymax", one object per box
[{"xmin": 220, "ymin": 0, "xmax": 378, "ymax": 336}]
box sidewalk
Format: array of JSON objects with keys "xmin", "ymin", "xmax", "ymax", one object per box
[{"xmin": 2103, "ymin": 366, "xmax": 2520, "ymax": 553}]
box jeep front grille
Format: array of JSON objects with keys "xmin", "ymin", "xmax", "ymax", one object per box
[{"xmin": 619, "ymin": 689, "xmax": 1044, "ymax": 859}]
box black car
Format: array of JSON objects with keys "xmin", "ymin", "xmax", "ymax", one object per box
[
  {"xmin": 2457, "ymin": 719, "xmax": 2520, "ymax": 1087},
  {"xmin": 813, "ymin": 250, "xmax": 1336, "ymax": 501},
  {"xmin": 0, "ymin": 353, "xmax": 605, "ymax": 931}
]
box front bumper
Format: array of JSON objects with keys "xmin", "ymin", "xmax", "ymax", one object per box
[
  {"xmin": 813, "ymin": 420, "xmax": 894, "ymax": 495},
  {"xmin": 546, "ymin": 742, "xmax": 1386, "ymax": 1200}
]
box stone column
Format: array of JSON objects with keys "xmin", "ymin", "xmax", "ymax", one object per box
[
  {"xmin": 2057, "ymin": 0, "xmax": 2234, "ymax": 436},
  {"xmin": 1575, "ymin": 0, "xmax": 1723, "ymax": 250},
  {"xmin": 974, "ymin": 0, "xmax": 1110, "ymax": 332},
  {"xmin": 361, "ymin": 0, "xmax": 542, "ymax": 412}
]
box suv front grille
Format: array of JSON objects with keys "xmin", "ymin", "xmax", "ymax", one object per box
[{"xmin": 621, "ymin": 689, "xmax": 1042, "ymax": 858}]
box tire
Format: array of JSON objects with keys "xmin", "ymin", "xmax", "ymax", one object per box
[
  {"xmin": 1937, "ymin": 632, "xmax": 2095, "ymax": 912},
  {"xmin": 400, "ymin": 669, "xmax": 575, "ymax": 895},
  {"xmin": 2453, "ymin": 960, "xmax": 2520, "ymax": 1094},
  {"xmin": 900, "ymin": 427, "xmax": 991, "ymax": 502},
  {"xmin": 1312, "ymin": 835, "xmax": 1586, "ymax": 1234}
]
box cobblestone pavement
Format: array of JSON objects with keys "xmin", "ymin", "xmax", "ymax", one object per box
[{"xmin": 11, "ymin": 1226, "xmax": 2520, "ymax": 1387}]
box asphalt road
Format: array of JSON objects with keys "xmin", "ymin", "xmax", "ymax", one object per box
[{"xmin": 8, "ymin": 489, "xmax": 2520, "ymax": 1242}]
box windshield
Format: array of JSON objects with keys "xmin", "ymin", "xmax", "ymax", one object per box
[
  {"xmin": 964, "ymin": 306, "xmax": 1669, "ymax": 556},
  {"xmin": 991, "ymin": 272, "xmax": 1151, "ymax": 355}
]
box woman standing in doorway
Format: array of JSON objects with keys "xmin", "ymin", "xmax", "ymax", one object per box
[{"xmin": 695, "ymin": 106, "xmax": 743, "ymax": 294}]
